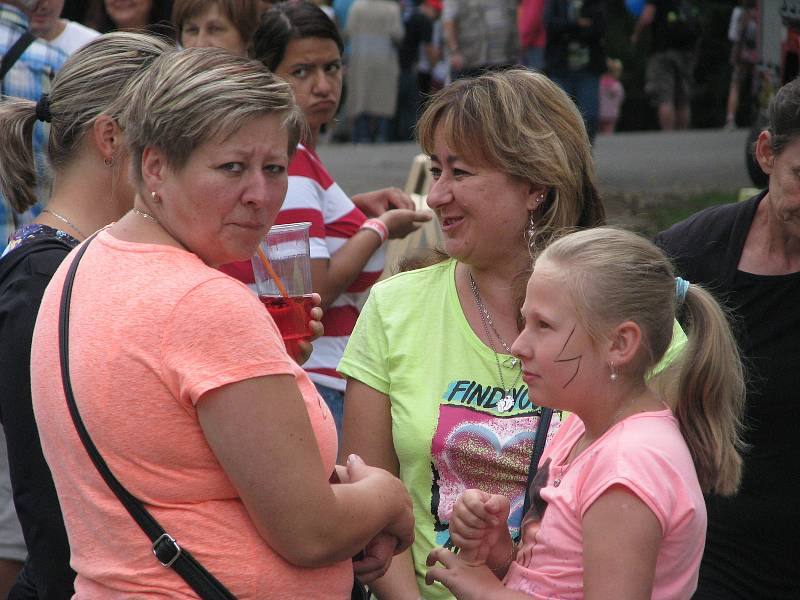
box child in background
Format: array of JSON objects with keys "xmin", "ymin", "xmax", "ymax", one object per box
[
  {"xmin": 426, "ymin": 227, "xmax": 746, "ymax": 600},
  {"xmin": 725, "ymin": 0, "xmax": 758, "ymax": 129},
  {"xmin": 599, "ymin": 58, "xmax": 624, "ymax": 134}
]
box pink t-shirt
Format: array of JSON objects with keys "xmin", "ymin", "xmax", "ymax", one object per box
[
  {"xmin": 30, "ymin": 230, "xmax": 350, "ymax": 599},
  {"xmin": 504, "ymin": 411, "xmax": 706, "ymax": 600},
  {"xmin": 599, "ymin": 74, "xmax": 625, "ymax": 122}
]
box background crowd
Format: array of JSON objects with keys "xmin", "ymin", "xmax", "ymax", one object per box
[
  {"xmin": 9, "ymin": 0, "xmax": 766, "ymax": 140},
  {"xmin": 1, "ymin": 1, "xmax": 798, "ymax": 600}
]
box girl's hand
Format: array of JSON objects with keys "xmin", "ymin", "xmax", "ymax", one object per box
[
  {"xmin": 450, "ymin": 489, "xmax": 510, "ymax": 564},
  {"xmin": 425, "ymin": 547, "xmax": 506, "ymax": 600},
  {"xmin": 352, "ymin": 187, "xmax": 415, "ymax": 216},
  {"xmin": 378, "ymin": 209, "xmax": 432, "ymax": 239},
  {"xmin": 292, "ymin": 293, "xmax": 323, "ymax": 365}
]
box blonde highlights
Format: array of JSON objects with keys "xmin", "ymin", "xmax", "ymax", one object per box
[
  {"xmin": 416, "ymin": 69, "xmax": 605, "ymax": 252},
  {"xmin": 121, "ymin": 47, "xmax": 306, "ymax": 181},
  {"xmin": 539, "ymin": 227, "xmax": 746, "ymax": 496},
  {"xmin": 0, "ymin": 32, "xmax": 172, "ymax": 213}
]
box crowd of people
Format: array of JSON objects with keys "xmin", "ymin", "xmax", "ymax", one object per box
[{"xmin": 0, "ymin": 0, "xmax": 798, "ymax": 599}]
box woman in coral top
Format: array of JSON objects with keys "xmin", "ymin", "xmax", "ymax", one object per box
[{"xmin": 30, "ymin": 48, "xmax": 413, "ymax": 599}]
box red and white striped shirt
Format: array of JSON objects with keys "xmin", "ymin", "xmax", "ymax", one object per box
[{"xmin": 220, "ymin": 144, "xmax": 384, "ymax": 391}]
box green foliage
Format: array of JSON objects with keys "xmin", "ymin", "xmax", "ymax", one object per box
[{"xmin": 635, "ymin": 191, "xmax": 739, "ymax": 235}]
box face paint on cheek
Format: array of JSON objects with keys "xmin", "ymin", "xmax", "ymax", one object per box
[{"xmin": 554, "ymin": 325, "xmax": 582, "ymax": 389}]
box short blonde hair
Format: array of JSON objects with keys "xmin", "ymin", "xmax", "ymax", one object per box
[
  {"xmin": 539, "ymin": 227, "xmax": 746, "ymax": 496},
  {"xmin": 417, "ymin": 69, "xmax": 605, "ymax": 252},
  {"xmin": 121, "ymin": 47, "xmax": 306, "ymax": 181},
  {"xmin": 0, "ymin": 32, "xmax": 172, "ymax": 213}
]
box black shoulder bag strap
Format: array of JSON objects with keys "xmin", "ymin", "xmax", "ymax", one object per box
[
  {"xmin": 1, "ymin": 31, "xmax": 36, "ymax": 95},
  {"xmin": 521, "ymin": 407, "xmax": 554, "ymax": 518},
  {"xmin": 58, "ymin": 234, "xmax": 237, "ymax": 600}
]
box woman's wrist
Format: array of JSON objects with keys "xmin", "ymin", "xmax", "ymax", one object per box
[{"xmin": 360, "ymin": 218, "xmax": 388, "ymax": 244}]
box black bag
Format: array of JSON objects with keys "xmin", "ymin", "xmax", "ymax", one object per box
[{"xmin": 522, "ymin": 407, "xmax": 554, "ymax": 518}]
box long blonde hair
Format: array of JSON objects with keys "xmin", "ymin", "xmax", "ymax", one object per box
[
  {"xmin": 539, "ymin": 227, "xmax": 746, "ymax": 496},
  {"xmin": 0, "ymin": 32, "xmax": 173, "ymax": 213}
]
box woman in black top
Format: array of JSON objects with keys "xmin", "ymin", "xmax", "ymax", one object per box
[{"xmin": 655, "ymin": 77, "xmax": 800, "ymax": 600}]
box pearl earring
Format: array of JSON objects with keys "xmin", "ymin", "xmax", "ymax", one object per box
[{"xmin": 609, "ymin": 362, "xmax": 618, "ymax": 382}]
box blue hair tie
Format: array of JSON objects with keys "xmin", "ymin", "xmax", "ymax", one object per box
[{"xmin": 675, "ymin": 277, "xmax": 690, "ymax": 304}]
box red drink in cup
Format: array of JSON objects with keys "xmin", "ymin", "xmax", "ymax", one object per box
[
  {"xmin": 259, "ymin": 294, "xmax": 315, "ymax": 355},
  {"xmin": 251, "ymin": 223, "xmax": 314, "ymax": 359}
]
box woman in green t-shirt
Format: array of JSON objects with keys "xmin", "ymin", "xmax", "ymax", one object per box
[{"xmin": 339, "ymin": 68, "xmax": 606, "ymax": 599}]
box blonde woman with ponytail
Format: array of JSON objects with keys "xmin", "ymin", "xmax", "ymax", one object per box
[
  {"xmin": 0, "ymin": 32, "xmax": 172, "ymax": 599},
  {"xmin": 428, "ymin": 227, "xmax": 745, "ymax": 600}
]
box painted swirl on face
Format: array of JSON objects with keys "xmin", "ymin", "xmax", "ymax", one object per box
[{"xmin": 554, "ymin": 325, "xmax": 582, "ymax": 388}]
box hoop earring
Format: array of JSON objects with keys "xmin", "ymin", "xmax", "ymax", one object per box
[
  {"xmin": 104, "ymin": 157, "xmax": 114, "ymax": 167},
  {"xmin": 609, "ymin": 362, "xmax": 618, "ymax": 382}
]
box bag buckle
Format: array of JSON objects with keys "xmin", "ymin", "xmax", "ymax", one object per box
[{"xmin": 152, "ymin": 533, "xmax": 181, "ymax": 567}]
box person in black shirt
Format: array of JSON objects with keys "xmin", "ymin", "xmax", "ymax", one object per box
[
  {"xmin": 632, "ymin": 0, "xmax": 699, "ymax": 130},
  {"xmin": 544, "ymin": 0, "xmax": 607, "ymax": 143},
  {"xmin": 654, "ymin": 77, "xmax": 800, "ymax": 600},
  {"xmin": 395, "ymin": 0, "xmax": 435, "ymax": 140}
]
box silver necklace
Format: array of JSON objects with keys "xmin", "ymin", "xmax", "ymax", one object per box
[
  {"xmin": 131, "ymin": 207, "xmax": 159, "ymax": 224},
  {"xmin": 41, "ymin": 208, "xmax": 87, "ymax": 239},
  {"xmin": 468, "ymin": 270, "xmax": 523, "ymax": 413},
  {"xmin": 468, "ymin": 271, "xmax": 518, "ymax": 367}
]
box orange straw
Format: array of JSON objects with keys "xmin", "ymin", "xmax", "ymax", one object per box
[{"xmin": 256, "ymin": 246, "xmax": 290, "ymax": 299}]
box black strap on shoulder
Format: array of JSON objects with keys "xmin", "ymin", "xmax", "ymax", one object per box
[
  {"xmin": 58, "ymin": 234, "xmax": 237, "ymax": 600},
  {"xmin": 1, "ymin": 31, "xmax": 36, "ymax": 91},
  {"xmin": 521, "ymin": 407, "xmax": 554, "ymax": 518}
]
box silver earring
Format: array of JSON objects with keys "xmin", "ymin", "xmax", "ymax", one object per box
[
  {"xmin": 525, "ymin": 210, "xmax": 536, "ymax": 254},
  {"xmin": 609, "ymin": 362, "xmax": 618, "ymax": 382},
  {"xmin": 536, "ymin": 193, "xmax": 544, "ymax": 204},
  {"xmin": 151, "ymin": 191, "xmax": 161, "ymax": 203},
  {"xmin": 104, "ymin": 157, "xmax": 114, "ymax": 167}
]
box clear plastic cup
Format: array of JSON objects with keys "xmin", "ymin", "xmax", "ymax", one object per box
[{"xmin": 251, "ymin": 222, "xmax": 313, "ymax": 355}]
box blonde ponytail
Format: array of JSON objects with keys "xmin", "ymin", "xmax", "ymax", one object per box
[
  {"xmin": 674, "ymin": 284, "xmax": 746, "ymax": 495},
  {"xmin": 539, "ymin": 227, "xmax": 746, "ymax": 497},
  {"xmin": 0, "ymin": 32, "xmax": 173, "ymax": 216},
  {"xmin": 0, "ymin": 99, "xmax": 38, "ymax": 212}
]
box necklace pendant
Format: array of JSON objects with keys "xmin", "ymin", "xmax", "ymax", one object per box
[
  {"xmin": 503, "ymin": 356, "xmax": 518, "ymax": 368},
  {"xmin": 497, "ymin": 393, "xmax": 515, "ymax": 413}
]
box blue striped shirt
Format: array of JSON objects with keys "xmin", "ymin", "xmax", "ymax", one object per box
[{"xmin": 1, "ymin": 4, "xmax": 68, "ymax": 251}]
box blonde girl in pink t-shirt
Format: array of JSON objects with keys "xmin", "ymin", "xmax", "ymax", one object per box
[{"xmin": 426, "ymin": 227, "xmax": 746, "ymax": 599}]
